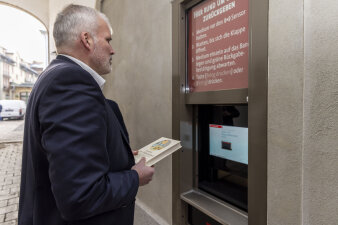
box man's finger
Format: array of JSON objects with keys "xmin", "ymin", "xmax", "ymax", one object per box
[
  {"xmin": 132, "ymin": 150, "xmax": 139, "ymax": 155},
  {"xmin": 140, "ymin": 157, "xmax": 146, "ymax": 163}
]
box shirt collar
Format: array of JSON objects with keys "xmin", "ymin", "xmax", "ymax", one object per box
[{"xmin": 59, "ymin": 54, "xmax": 106, "ymax": 90}]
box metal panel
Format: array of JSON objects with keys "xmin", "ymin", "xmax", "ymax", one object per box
[
  {"xmin": 172, "ymin": 0, "xmax": 194, "ymax": 224},
  {"xmin": 248, "ymin": 0, "xmax": 268, "ymax": 224},
  {"xmin": 182, "ymin": 0, "xmax": 203, "ymax": 9},
  {"xmin": 181, "ymin": 190, "xmax": 248, "ymax": 225},
  {"xmin": 172, "ymin": 1, "xmax": 182, "ymax": 224},
  {"xmin": 186, "ymin": 89, "xmax": 248, "ymax": 105},
  {"xmin": 172, "ymin": 0, "xmax": 268, "ymax": 224}
]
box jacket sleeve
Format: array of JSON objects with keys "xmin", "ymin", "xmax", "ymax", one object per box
[
  {"xmin": 38, "ymin": 67, "xmax": 139, "ymax": 221},
  {"xmin": 106, "ymin": 99, "xmax": 130, "ymax": 143}
]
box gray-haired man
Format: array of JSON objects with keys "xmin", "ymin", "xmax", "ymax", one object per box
[{"xmin": 18, "ymin": 4, "xmax": 154, "ymax": 225}]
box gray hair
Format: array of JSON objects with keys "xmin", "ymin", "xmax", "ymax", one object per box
[{"xmin": 53, "ymin": 4, "xmax": 111, "ymax": 49}]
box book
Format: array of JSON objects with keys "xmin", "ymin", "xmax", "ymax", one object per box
[{"xmin": 134, "ymin": 137, "xmax": 182, "ymax": 166}]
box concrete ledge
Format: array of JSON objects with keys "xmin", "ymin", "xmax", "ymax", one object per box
[{"xmin": 0, "ymin": 140, "xmax": 23, "ymax": 144}]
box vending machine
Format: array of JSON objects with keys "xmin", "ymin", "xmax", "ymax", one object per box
[{"xmin": 172, "ymin": 0, "xmax": 268, "ymax": 224}]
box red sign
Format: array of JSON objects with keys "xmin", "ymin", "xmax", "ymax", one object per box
[
  {"xmin": 210, "ymin": 124, "xmax": 222, "ymax": 128},
  {"xmin": 188, "ymin": 0, "xmax": 249, "ymax": 92}
]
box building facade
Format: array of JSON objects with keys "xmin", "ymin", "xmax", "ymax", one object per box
[{"xmin": 0, "ymin": 46, "xmax": 40, "ymax": 102}]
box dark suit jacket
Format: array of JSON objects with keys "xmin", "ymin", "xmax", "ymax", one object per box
[{"xmin": 18, "ymin": 55, "xmax": 139, "ymax": 225}]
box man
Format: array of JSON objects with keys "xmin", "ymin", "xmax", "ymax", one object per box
[{"xmin": 18, "ymin": 4, "xmax": 154, "ymax": 225}]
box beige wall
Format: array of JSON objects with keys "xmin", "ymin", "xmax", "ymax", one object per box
[
  {"xmin": 303, "ymin": 0, "xmax": 338, "ymax": 224},
  {"xmin": 0, "ymin": 0, "xmax": 49, "ymax": 28},
  {"xmin": 268, "ymin": 0, "xmax": 338, "ymax": 224},
  {"xmin": 101, "ymin": 0, "xmax": 172, "ymax": 224},
  {"xmin": 267, "ymin": 0, "xmax": 303, "ymax": 224}
]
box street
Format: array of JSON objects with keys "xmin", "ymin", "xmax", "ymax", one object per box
[
  {"xmin": 0, "ymin": 120, "xmax": 24, "ymax": 143},
  {"xmin": 0, "ymin": 119, "xmax": 24, "ymax": 225}
]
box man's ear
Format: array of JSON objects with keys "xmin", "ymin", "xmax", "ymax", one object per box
[{"xmin": 80, "ymin": 32, "xmax": 94, "ymax": 51}]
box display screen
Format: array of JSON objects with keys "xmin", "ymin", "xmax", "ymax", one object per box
[{"xmin": 209, "ymin": 124, "xmax": 248, "ymax": 164}]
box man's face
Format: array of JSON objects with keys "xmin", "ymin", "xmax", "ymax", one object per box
[{"xmin": 90, "ymin": 17, "xmax": 114, "ymax": 75}]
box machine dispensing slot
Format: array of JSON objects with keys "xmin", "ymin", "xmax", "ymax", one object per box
[
  {"xmin": 198, "ymin": 105, "xmax": 248, "ymax": 211},
  {"xmin": 181, "ymin": 189, "xmax": 248, "ymax": 225}
]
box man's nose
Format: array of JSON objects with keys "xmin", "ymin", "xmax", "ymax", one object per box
[{"xmin": 110, "ymin": 48, "xmax": 115, "ymax": 55}]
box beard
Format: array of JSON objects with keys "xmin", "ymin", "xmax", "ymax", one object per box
[{"xmin": 92, "ymin": 42, "xmax": 112, "ymax": 75}]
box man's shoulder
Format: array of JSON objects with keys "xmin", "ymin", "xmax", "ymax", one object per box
[
  {"xmin": 38, "ymin": 58, "xmax": 91, "ymax": 85},
  {"xmin": 31, "ymin": 58, "xmax": 97, "ymax": 99},
  {"xmin": 45, "ymin": 58, "xmax": 84, "ymax": 76}
]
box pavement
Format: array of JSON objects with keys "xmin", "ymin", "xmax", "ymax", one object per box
[
  {"xmin": 0, "ymin": 120, "xmax": 24, "ymax": 143},
  {"xmin": 0, "ymin": 120, "xmax": 24, "ymax": 225}
]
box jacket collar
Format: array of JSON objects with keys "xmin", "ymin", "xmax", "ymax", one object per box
[{"xmin": 56, "ymin": 55, "xmax": 106, "ymax": 89}]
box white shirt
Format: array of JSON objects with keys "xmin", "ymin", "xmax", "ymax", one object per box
[{"xmin": 59, "ymin": 54, "xmax": 106, "ymax": 90}]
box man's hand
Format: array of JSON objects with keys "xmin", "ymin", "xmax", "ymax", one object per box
[
  {"xmin": 131, "ymin": 157, "xmax": 155, "ymax": 186},
  {"xmin": 132, "ymin": 150, "xmax": 138, "ymax": 155}
]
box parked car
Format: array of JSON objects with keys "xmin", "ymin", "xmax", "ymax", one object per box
[{"xmin": 0, "ymin": 100, "xmax": 26, "ymax": 120}]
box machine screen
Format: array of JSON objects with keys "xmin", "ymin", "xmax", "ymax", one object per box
[{"xmin": 209, "ymin": 124, "xmax": 248, "ymax": 164}]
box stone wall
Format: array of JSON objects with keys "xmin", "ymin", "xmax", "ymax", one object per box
[{"xmin": 101, "ymin": 0, "xmax": 172, "ymax": 224}]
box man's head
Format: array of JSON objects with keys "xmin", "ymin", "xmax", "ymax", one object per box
[{"xmin": 53, "ymin": 4, "xmax": 114, "ymax": 75}]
